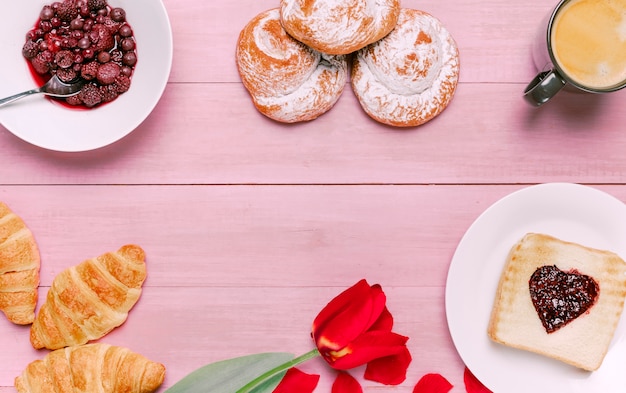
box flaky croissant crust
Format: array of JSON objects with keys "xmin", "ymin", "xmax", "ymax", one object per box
[
  {"xmin": 15, "ymin": 343, "xmax": 165, "ymax": 393},
  {"xmin": 30, "ymin": 244, "xmax": 147, "ymax": 350},
  {"xmin": 0, "ymin": 202, "xmax": 40, "ymax": 325}
]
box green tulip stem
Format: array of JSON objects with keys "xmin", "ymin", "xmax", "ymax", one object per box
[{"xmin": 236, "ymin": 348, "xmax": 321, "ymax": 393}]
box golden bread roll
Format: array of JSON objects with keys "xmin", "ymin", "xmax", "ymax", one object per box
[
  {"xmin": 488, "ymin": 233, "xmax": 626, "ymax": 371},
  {"xmin": 351, "ymin": 9, "xmax": 460, "ymax": 127},
  {"xmin": 30, "ymin": 245, "xmax": 147, "ymax": 350},
  {"xmin": 279, "ymin": 0, "xmax": 400, "ymax": 55},
  {"xmin": 15, "ymin": 343, "xmax": 165, "ymax": 393},
  {"xmin": 0, "ymin": 202, "xmax": 40, "ymax": 325},
  {"xmin": 236, "ymin": 8, "xmax": 348, "ymax": 123}
]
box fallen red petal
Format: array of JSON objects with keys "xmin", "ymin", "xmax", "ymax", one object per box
[
  {"xmin": 364, "ymin": 346, "xmax": 412, "ymax": 385},
  {"xmin": 464, "ymin": 367, "xmax": 492, "ymax": 393},
  {"xmin": 412, "ymin": 373, "xmax": 453, "ymax": 393},
  {"xmin": 332, "ymin": 372, "xmax": 363, "ymax": 393},
  {"xmin": 272, "ymin": 367, "xmax": 320, "ymax": 393}
]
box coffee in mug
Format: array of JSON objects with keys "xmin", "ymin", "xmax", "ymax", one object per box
[{"xmin": 524, "ymin": 0, "xmax": 626, "ymax": 106}]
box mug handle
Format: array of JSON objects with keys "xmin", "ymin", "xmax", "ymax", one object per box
[{"xmin": 523, "ymin": 69, "xmax": 566, "ymax": 106}]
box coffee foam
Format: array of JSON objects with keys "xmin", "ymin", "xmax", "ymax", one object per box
[{"xmin": 552, "ymin": 0, "xmax": 626, "ymax": 89}]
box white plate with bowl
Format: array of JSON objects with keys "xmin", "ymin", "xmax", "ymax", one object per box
[
  {"xmin": 0, "ymin": 0, "xmax": 172, "ymax": 152},
  {"xmin": 445, "ymin": 183, "xmax": 626, "ymax": 393}
]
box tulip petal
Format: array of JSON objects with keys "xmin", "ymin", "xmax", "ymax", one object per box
[
  {"xmin": 313, "ymin": 281, "xmax": 387, "ymax": 351},
  {"xmin": 368, "ymin": 306, "xmax": 394, "ymax": 332},
  {"xmin": 412, "ymin": 373, "xmax": 453, "ymax": 393},
  {"xmin": 313, "ymin": 280, "xmax": 371, "ymax": 330},
  {"xmin": 364, "ymin": 346, "xmax": 412, "ymax": 385},
  {"xmin": 328, "ymin": 330, "xmax": 409, "ymax": 370},
  {"xmin": 272, "ymin": 368, "xmax": 320, "ymax": 393},
  {"xmin": 332, "ymin": 372, "xmax": 363, "ymax": 393},
  {"xmin": 464, "ymin": 367, "xmax": 492, "ymax": 393}
]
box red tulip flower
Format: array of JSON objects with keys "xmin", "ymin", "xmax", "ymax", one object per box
[
  {"xmin": 312, "ymin": 279, "xmax": 412, "ymax": 385},
  {"xmin": 174, "ymin": 279, "xmax": 489, "ymax": 393},
  {"xmin": 237, "ymin": 279, "xmax": 411, "ymax": 393}
]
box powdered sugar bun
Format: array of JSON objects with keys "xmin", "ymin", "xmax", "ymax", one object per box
[
  {"xmin": 279, "ymin": 0, "xmax": 400, "ymax": 55},
  {"xmin": 236, "ymin": 9, "xmax": 348, "ymax": 123},
  {"xmin": 351, "ymin": 9, "xmax": 460, "ymax": 127}
]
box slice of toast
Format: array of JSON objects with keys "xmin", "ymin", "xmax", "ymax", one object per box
[{"xmin": 488, "ymin": 232, "xmax": 626, "ymax": 371}]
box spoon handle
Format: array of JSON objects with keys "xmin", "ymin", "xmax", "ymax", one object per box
[{"xmin": 0, "ymin": 88, "xmax": 42, "ymax": 108}]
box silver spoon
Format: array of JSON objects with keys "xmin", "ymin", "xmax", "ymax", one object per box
[{"xmin": 0, "ymin": 75, "xmax": 86, "ymax": 108}]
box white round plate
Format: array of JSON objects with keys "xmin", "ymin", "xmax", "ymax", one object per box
[
  {"xmin": 0, "ymin": 0, "xmax": 172, "ymax": 152},
  {"xmin": 445, "ymin": 183, "xmax": 626, "ymax": 393}
]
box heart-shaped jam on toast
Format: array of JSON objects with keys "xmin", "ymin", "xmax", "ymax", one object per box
[{"xmin": 529, "ymin": 265, "xmax": 599, "ymax": 333}]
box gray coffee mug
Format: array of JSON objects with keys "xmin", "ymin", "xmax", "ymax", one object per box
[{"xmin": 524, "ymin": 0, "xmax": 626, "ymax": 107}]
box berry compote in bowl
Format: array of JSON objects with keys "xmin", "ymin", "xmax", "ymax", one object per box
[{"xmin": 0, "ymin": 0, "xmax": 172, "ymax": 152}]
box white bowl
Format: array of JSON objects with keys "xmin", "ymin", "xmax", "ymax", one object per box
[{"xmin": 0, "ymin": 0, "xmax": 173, "ymax": 152}]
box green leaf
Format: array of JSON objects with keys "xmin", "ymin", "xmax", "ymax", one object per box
[{"xmin": 165, "ymin": 352, "xmax": 295, "ymax": 393}]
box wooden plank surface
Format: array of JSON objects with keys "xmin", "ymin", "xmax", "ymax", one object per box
[
  {"xmin": 1, "ymin": 83, "xmax": 626, "ymax": 185},
  {"xmin": 2, "ymin": 0, "xmax": 626, "ymax": 392},
  {"xmin": 1, "ymin": 184, "xmax": 626, "ymax": 392}
]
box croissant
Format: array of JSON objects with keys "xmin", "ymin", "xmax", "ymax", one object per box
[
  {"xmin": 30, "ymin": 244, "xmax": 147, "ymax": 350},
  {"xmin": 15, "ymin": 343, "xmax": 166, "ymax": 393},
  {"xmin": 0, "ymin": 202, "xmax": 40, "ymax": 325}
]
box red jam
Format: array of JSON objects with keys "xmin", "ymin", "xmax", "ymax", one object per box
[{"xmin": 528, "ymin": 265, "xmax": 599, "ymax": 333}]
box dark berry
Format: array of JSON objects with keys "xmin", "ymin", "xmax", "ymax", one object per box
[
  {"xmin": 22, "ymin": 40, "xmax": 38, "ymax": 59},
  {"xmin": 55, "ymin": 50, "xmax": 74, "ymax": 68},
  {"xmin": 56, "ymin": 67, "xmax": 77, "ymax": 82},
  {"xmin": 40, "ymin": 21, "xmax": 53, "ymax": 33},
  {"xmin": 110, "ymin": 8, "xmax": 125, "ymax": 22},
  {"xmin": 91, "ymin": 24, "xmax": 114, "ymax": 52},
  {"xmin": 97, "ymin": 62, "xmax": 120, "ymax": 85},
  {"xmin": 56, "ymin": 0, "xmax": 79, "ymax": 22},
  {"xmin": 83, "ymin": 18, "xmax": 94, "ymax": 31},
  {"xmin": 70, "ymin": 18, "xmax": 84, "ymax": 30},
  {"xmin": 87, "ymin": 0, "xmax": 106, "ymax": 10},
  {"xmin": 79, "ymin": 5, "xmax": 90, "ymax": 17},
  {"xmin": 82, "ymin": 48, "xmax": 95, "ymax": 59},
  {"xmin": 50, "ymin": 17, "xmax": 62, "ymax": 28},
  {"xmin": 118, "ymin": 24, "xmax": 132, "ymax": 37},
  {"xmin": 114, "ymin": 74, "xmax": 131, "ymax": 93},
  {"xmin": 40, "ymin": 5, "xmax": 55, "ymax": 21},
  {"xmin": 99, "ymin": 84, "xmax": 119, "ymax": 102},
  {"xmin": 71, "ymin": 30, "xmax": 84, "ymax": 40},
  {"xmin": 31, "ymin": 54, "xmax": 50, "ymax": 74},
  {"xmin": 97, "ymin": 51, "xmax": 110, "ymax": 63},
  {"xmin": 120, "ymin": 38, "xmax": 135, "ymax": 51},
  {"xmin": 80, "ymin": 61, "xmax": 99, "ymax": 80},
  {"xmin": 41, "ymin": 50, "xmax": 54, "ymax": 63},
  {"xmin": 78, "ymin": 37, "xmax": 91, "ymax": 49},
  {"xmin": 122, "ymin": 52, "xmax": 137, "ymax": 66},
  {"xmin": 78, "ymin": 83, "xmax": 102, "ymax": 107},
  {"xmin": 65, "ymin": 94, "xmax": 83, "ymax": 106},
  {"xmin": 25, "ymin": 30, "xmax": 38, "ymax": 41}
]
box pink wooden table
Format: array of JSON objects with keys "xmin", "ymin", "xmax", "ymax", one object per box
[{"xmin": 2, "ymin": 0, "xmax": 626, "ymax": 392}]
